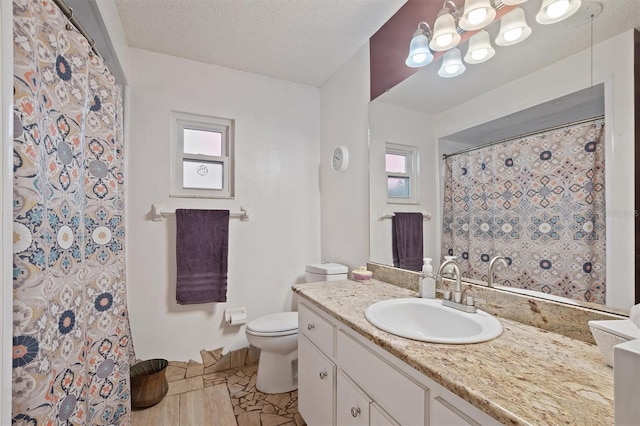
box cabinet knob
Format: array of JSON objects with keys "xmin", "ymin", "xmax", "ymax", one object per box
[
  {"xmin": 319, "ymin": 371, "xmax": 327, "ymax": 379},
  {"xmin": 350, "ymin": 407, "xmax": 361, "ymax": 418},
  {"xmin": 307, "ymin": 323, "xmax": 315, "ymax": 331}
]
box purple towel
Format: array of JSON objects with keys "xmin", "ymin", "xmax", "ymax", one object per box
[
  {"xmin": 176, "ymin": 209, "xmax": 229, "ymax": 304},
  {"xmin": 392, "ymin": 212, "xmax": 423, "ymax": 272}
]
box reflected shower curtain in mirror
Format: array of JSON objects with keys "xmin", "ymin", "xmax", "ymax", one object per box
[
  {"xmin": 12, "ymin": 0, "xmax": 135, "ymax": 424},
  {"xmin": 441, "ymin": 119, "xmax": 606, "ymax": 304}
]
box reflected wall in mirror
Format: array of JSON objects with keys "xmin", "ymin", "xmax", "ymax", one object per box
[{"xmin": 369, "ymin": 1, "xmax": 638, "ymax": 312}]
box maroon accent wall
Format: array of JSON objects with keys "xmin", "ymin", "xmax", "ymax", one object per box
[
  {"xmin": 634, "ymin": 29, "xmax": 639, "ymax": 304},
  {"xmin": 370, "ymin": 1, "xmax": 442, "ymax": 101},
  {"xmin": 369, "ymin": 1, "xmax": 516, "ymax": 101}
]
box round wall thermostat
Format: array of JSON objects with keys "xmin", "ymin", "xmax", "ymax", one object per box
[{"xmin": 332, "ymin": 146, "xmax": 349, "ymax": 172}]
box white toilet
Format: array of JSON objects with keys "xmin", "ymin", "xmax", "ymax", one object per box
[{"xmin": 245, "ymin": 262, "xmax": 348, "ymax": 394}]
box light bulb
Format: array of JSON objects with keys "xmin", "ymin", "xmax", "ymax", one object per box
[
  {"xmin": 412, "ymin": 53, "xmax": 428, "ymax": 63},
  {"xmin": 471, "ymin": 48, "xmax": 488, "ymax": 61},
  {"xmin": 439, "ymin": 48, "xmax": 465, "ymax": 77},
  {"xmin": 503, "ymin": 27, "xmax": 523, "ymax": 42},
  {"xmin": 546, "ymin": 0, "xmax": 570, "ymax": 18},
  {"xmin": 465, "ymin": 30, "xmax": 494, "ymax": 64},
  {"xmin": 430, "ymin": 8, "xmax": 461, "ymax": 50},
  {"xmin": 496, "ymin": 7, "xmax": 531, "ymax": 46},
  {"xmin": 436, "ymin": 33, "xmax": 453, "ymax": 47},
  {"xmin": 536, "ymin": 0, "xmax": 581, "ymax": 25},
  {"xmin": 468, "ymin": 8, "xmax": 487, "ymax": 25},
  {"xmin": 445, "ymin": 64, "xmax": 459, "ymax": 74},
  {"xmin": 405, "ymin": 26, "xmax": 433, "ymax": 67}
]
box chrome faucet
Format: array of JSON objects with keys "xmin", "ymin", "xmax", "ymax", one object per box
[
  {"xmin": 488, "ymin": 256, "xmax": 509, "ymax": 287},
  {"xmin": 436, "ymin": 259, "xmax": 477, "ymax": 313},
  {"xmin": 436, "ymin": 259, "xmax": 477, "ymax": 314},
  {"xmin": 436, "ymin": 258, "xmax": 462, "ymax": 302}
]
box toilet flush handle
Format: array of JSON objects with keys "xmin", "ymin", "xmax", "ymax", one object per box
[{"xmin": 307, "ymin": 323, "xmax": 315, "ymax": 331}]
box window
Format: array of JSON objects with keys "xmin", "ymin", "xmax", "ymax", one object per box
[
  {"xmin": 386, "ymin": 143, "xmax": 418, "ymax": 204},
  {"xmin": 170, "ymin": 112, "xmax": 234, "ymax": 198}
]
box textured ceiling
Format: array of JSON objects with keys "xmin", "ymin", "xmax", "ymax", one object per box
[
  {"xmin": 114, "ymin": 0, "xmax": 406, "ymax": 87},
  {"xmin": 377, "ymin": 0, "xmax": 640, "ymax": 114}
]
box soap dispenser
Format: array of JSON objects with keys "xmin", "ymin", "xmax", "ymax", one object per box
[{"xmin": 420, "ymin": 258, "xmax": 437, "ymax": 299}]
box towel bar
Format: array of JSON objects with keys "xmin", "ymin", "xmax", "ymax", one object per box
[
  {"xmin": 151, "ymin": 204, "xmax": 249, "ymax": 222},
  {"xmin": 378, "ymin": 211, "xmax": 431, "ymax": 221}
]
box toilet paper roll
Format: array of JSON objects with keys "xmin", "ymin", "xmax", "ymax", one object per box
[
  {"xmin": 228, "ymin": 313, "xmax": 247, "ymax": 326},
  {"xmin": 225, "ymin": 308, "xmax": 248, "ymax": 326},
  {"xmin": 630, "ymin": 304, "xmax": 640, "ymax": 330}
]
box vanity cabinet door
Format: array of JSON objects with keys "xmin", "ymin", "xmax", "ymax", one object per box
[
  {"xmin": 370, "ymin": 403, "xmax": 400, "ymax": 426},
  {"xmin": 298, "ymin": 334, "xmax": 336, "ymax": 426},
  {"xmin": 337, "ymin": 370, "xmax": 371, "ymax": 426},
  {"xmin": 337, "ymin": 331, "xmax": 427, "ymax": 425}
]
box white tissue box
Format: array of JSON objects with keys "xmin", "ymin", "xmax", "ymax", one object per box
[{"xmin": 588, "ymin": 319, "xmax": 640, "ymax": 367}]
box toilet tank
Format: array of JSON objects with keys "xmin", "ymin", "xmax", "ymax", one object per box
[{"xmin": 305, "ymin": 263, "xmax": 348, "ymax": 283}]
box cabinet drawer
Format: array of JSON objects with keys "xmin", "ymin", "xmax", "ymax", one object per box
[
  {"xmin": 337, "ymin": 370, "xmax": 371, "ymax": 426},
  {"xmin": 299, "ymin": 303, "xmax": 335, "ymax": 356},
  {"xmin": 298, "ymin": 335, "xmax": 336, "ymax": 426},
  {"xmin": 337, "ymin": 331, "xmax": 427, "ymax": 426}
]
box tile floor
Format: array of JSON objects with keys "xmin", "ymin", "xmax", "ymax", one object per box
[{"xmin": 132, "ymin": 360, "xmax": 305, "ymax": 426}]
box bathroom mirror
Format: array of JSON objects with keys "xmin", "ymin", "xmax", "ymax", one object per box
[{"xmin": 369, "ymin": 0, "xmax": 639, "ymax": 312}]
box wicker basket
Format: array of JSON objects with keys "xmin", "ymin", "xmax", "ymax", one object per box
[{"xmin": 130, "ymin": 359, "xmax": 169, "ymax": 409}]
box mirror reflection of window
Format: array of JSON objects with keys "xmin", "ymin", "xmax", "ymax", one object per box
[
  {"xmin": 387, "ymin": 176, "xmax": 410, "ymax": 198},
  {"xmin": 385, "ymin": 153, "xmax": 406, "ymax": 172},
  {"xmin": 386, "ymin": 143, "xmax": 418, "ymax": 204}
]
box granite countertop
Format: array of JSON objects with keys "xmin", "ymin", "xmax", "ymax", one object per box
[{"xmin": 293, "ymin": 279, "xmax": 614, "ymax": 426}]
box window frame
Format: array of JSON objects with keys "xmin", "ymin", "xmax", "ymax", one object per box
[
  {"xmin": 385, "ymin": 142, "xmax": 419, "ymax": 205},
  {"xmin": 170, "ymin": 111, "xmax": 235, "ymax": 199}
]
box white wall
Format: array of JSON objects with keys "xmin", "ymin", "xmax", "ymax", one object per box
[
  {"xmin": 319, "ymin": 43, "xmax": 370, "ymax": 271},
  {"xmin": 369, "ymin": 101, "xmax": 438, "ymax": 266},
  {"xmin": 126, "ymin": 48, "xmax": 321, "ymax": 361},
  {"xmin": 432, "ymin": 30, "xmax": 635, "ymax": 310}
]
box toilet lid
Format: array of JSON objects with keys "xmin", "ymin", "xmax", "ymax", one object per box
[{"xmin": 246, "ymin": 312, "xmax": 298, "ymax": 334}]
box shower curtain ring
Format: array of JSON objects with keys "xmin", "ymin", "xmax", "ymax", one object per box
[{"xmin": 65, "ymin": 8, "xmax": 74, "ymax": 30}]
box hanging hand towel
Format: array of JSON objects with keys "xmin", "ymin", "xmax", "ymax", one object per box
[
  {"xmin": 392, "ymin": 212, "xmax": 423, "ymax": 272},
  {"xmin": 176, "ymin": 209, "xmax": 229, "ymax": 304}
]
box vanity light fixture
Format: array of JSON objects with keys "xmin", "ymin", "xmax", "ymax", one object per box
[
  {"xmin": 405, "ymin": 22, "xmax": 434, "ymax": 67},
  {"xmin": 464, "ymin": 30, "xmax": 495, "ymax": 64},
  {"xmin": 429, "ymin": 1, "xmax": 461, "ymax": 52},
  {"xmin": 495, "ymin": 7, "xmax": 532, "ymax": 46},
  {"xmin": 459, "ymin": 0, "xmax": 496, "ymax": 31},
  {"xmin": 438, "ymin": 48, "xmax": 466, "ymax": 78},
  {"xmin": 536, "ymin": 0, "xmax": 582, "ymax": 24}
]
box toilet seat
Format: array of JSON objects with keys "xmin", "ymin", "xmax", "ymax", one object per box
[{"xmin": 246, "ymin": 312, "xmax": 298, "ymax": 337}]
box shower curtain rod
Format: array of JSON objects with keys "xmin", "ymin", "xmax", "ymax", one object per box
[
  {"xmin": 442, "ymin": 114, "xmax": 605, "ymax": 160},
  {"xmin": 52, "ymin": 0, "xmax": 102, "ymax": 59}
]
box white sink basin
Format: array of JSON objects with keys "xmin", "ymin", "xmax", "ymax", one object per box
[{"xmin": 365, "ymin": 298, "xmax": 503, "ymax": 344}]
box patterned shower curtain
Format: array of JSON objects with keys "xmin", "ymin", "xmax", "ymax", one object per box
[
  {"xmin": 441, "ymin": 119, "xmax": 606, "ymax": 304},
  {"xmin": 12, "ymin": 0, "xmax": 135, "ymax": 424}
]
